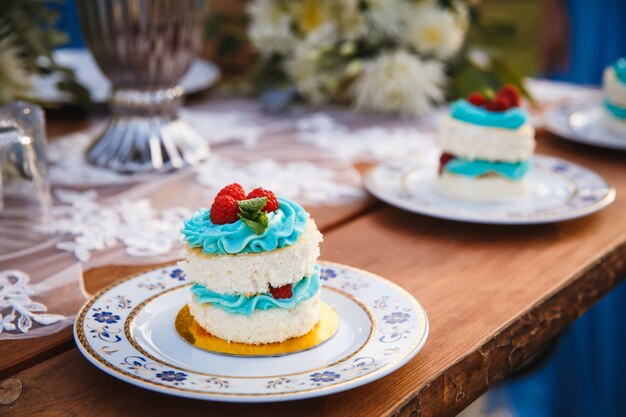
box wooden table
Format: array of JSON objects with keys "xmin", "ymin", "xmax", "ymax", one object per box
[{"xmin": 1, "ymin": 114, "xmax": 625, "ymax": 417}]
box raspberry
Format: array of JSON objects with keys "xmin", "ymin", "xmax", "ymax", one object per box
[
  {"xmin": 467, "ymin": 92, "xmax": 486, "ymax": 107},
  {"xmin": 210, "ymin": 195, "xmax": 240, "ymax": 224},
  {"xmin": 246, "ymin": 188, "xmax": 279, "ymax": 212},
  {"xmin": 216, "ymin": 183, "xmax": 246, "ymax": 201},
  {"xmin": 485, "ymin": 96, "xmax": 511, "ymax": 112},
  {"xmin": 439, "ymin": 152, "xmax": 454, "ymax": 173},
  {"xmin": 497, "ymin": 85, "xmax": 520, "ymax": 107},
  {"xmin": 270, "ymin": 284, "xmax": 293, "ymax": 299}
]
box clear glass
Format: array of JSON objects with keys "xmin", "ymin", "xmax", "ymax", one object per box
[{"xmin": 0, "ymin": 101, "xmax": 51, "ymax": 259}]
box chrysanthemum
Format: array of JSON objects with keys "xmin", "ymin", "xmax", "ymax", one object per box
[
  {"xmin": 333, "ymin": 0, "xmax": 366, "ymax": 40},
  {"xmin": 365, "ymin": 0, "xmax": 410, "ymax": 38},
  {"xmin": 354, "ymin": 50, "xmax": 445, "ymax": 117},
  {"xmin": 285, "ymin": 25, "xmax": 339, "ymax": 104},
  {"xmin": 406, "ymin": 3, "xmax": 465, "ymax": 60},
  {"xmin": 247, "ymin": 0, "xmax": 294, "ymax": 55}
]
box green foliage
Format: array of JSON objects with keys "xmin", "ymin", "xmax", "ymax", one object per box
[
  {"xmin": 237, "ymin": 197, "xmax": 269, "ymax": 235},
  {"xmin": 447, "ymin": 0, "xmax": 538, "ymax": 101},
  {"xmin": 0, "ymin": 0, "xmax": 90, "ymax": 107}
]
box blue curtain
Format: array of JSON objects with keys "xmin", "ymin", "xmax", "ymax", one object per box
[
  {"xmin": 49, "ymin": 0, "xmax": 84, "ymax": 48},
  {"xmin": 493, "ymin": 2, "xmax": 626, "ymax": 415},
  {"xmin": 549, "ymin": 0, "xmax": 626, "ymax": 85},
  {"xmin": 492, "ymin": 280, "xmax": 626, "ymax": 417}
]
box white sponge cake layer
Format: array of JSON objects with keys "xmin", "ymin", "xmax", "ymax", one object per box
[
  {"xmin": 439, "ymin": 171, "xmax": 527, "ymax": 202},
  {"xmin": 440, "ymin": 115, "xmax": 535, "ymax": 162},
  {"xmin": 179, "ymin": 219, "xmax": 323, "ymax": 295},
  {"xmin": 188, "ymin": 294, "xmax": 321, "ymax": 344},
  {"xmin": 601, "ymin": 110, "xmax": 626, "ymax": 135},
  {"xmin": 604, "ymin": 67, "xmax": 626, "ymax": 108}
]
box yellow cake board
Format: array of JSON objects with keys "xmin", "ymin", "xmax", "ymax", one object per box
[{"xmin": 175, "ymin": 302, "xmax": 339, "ymax": 357}]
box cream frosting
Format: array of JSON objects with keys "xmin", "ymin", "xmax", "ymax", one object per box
[
  {"xmin": 190, "ymin": 265, "xmax": 321, "ymax": 316},
  {"xmin": 181, "ymin": 197, "xmax": 308, "ymax": 255},
  {"xmin": 604, "ymin": 66, "xmax": 626, "ymax": 108}
]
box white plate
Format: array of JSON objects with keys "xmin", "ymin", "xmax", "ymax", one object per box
[
  {"xmin": 544, "ymin": 102, "xmax": 626, "ymax": 150},
  {"xmin": 34, "ymin": 48, "xmax": 221, "ymax": 104},
  {"xmin": 364, "ymin": 155, "xmax": 615, "ymax": 225},
  {"xmin": 74, "ymin": 262, "xmax": 428, "ymax": 402}
]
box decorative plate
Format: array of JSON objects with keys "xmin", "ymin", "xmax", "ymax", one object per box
[
  {"xmin": 364, "ymin": 155, "xmax": 615, "ymax": 225},
  {"xmin": 74, "ymin": 262, "xmax": 428, "ymax": 402},
  {"xmin": 544, "ymin": 102, "xmax": 626, "ymax": 150},
  {"xmin": 34, "ymin": 48, "xmax": 221, "ymax": 104}
]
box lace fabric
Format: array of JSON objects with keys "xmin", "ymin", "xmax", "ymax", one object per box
[{"xmin": 0, "ymin": 264, "xmax": 86, "ymax": 340}]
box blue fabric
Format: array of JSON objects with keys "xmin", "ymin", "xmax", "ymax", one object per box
[
  {"xmin": 494, "ymin": 280, "xmax": 626, "ymax": 417},
  {"xmin": 495, "ymin": 3, "xmax": 626, "ymax": 415},
  {"xmin": 47, "ymin": 1, "xmax": 85, "ymax": 48},
  {"xmin": 548, "ymin": 0, "xmax": 626, "ymax": 85}
]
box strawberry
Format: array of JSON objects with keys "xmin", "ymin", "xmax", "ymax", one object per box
[
  {"xmin": 246, "ymin": 188, "xmax": 279, "ymax": 212},
  {"xmin": 467, "ymin": 92, "xmax": 487, "ymax": 107},
  {"xmin": 210, "ymin": 195, "xmax": 240, "ymax": 224},
  {"xmin": 497, "ymin": 85, "xmax": 521, "ymax": 107},
  {"xmin": 270, "ymin": 284, "xmax": 293, "ymax": 299},
  {"xmin": 439, "ymin": 152, "xmax": 454, "ymax": 173},
  {"xmin": 485, "ymin": 96, "xmax": 511, "ymax": 112},
  {"xmin": 216, "ymin": 183, "xmax": 246, "ymax": 201}
]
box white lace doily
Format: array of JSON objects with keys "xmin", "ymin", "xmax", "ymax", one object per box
[
  {"xmin": 194, "ymin": 155, "xmax": 364, "ymax": 206},
  {"xmin": 295, "ymin": 112, "xmax": 440, "ymax": 163},
  {"xmin": 37, "ymin": 189, "xmax": 190, "ymax": 262}
]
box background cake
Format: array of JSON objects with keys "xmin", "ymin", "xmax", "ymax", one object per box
[
  {"xmin": 438, "ymin": 86, "xmax": 536, "ymax": 201},
  {"xmin": 179, "ymin": 184, "xmax": 323, "ymax": 345},
  {"xmin": 602, "ymin": 58, "xmax": 626, "ymax": 135}
]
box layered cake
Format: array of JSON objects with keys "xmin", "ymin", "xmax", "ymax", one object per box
[
  {"xmin": 438, "ymin": 85, "xmax": 536, "ymax": 201},
  {"xmin": 179, "ymin": 184, "xmax": 323, "ymax": 345},
  {"xmin": 602, "ymin": 58, "xmax": 626, "ymax": 135}
]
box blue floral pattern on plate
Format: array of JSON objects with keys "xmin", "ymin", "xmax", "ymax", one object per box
[
  {"xmin": 74, "ymin": 263, "xmax": 429, "ymax": 401},
  {"xmin": 93, "ymin": 311, "xmax": 120, "ymax": 324}
]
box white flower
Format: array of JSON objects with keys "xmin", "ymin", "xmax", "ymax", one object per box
[
  {"xmin": 285, "ymin": 25, "xmax": 339, "ymax": 104},
  {"xmin": 247, "ymin": 0, "xmax": 294, "ymax": 55},
  {"xmin": 365, "ymin": 0, "xmax": 410, "ymax": 38},
  {"xmin": 334, "ymin": 0, "xmax": 367, "ymax": 40},
  {"xmin": 406, "ymin": 3, "xmax": 465, "ymax": 60},
  {"xmin": 354, "ymin": 50, "xmax": 445, "ymax": 117}
]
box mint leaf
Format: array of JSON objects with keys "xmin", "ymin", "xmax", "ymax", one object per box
[
  {"xmin": 238, "ymin": 212, "xmax": 268, "ymax": 235},
  {"xmin": 238, "ymin": 197, "xmax": 267, "ymax": 214},
  {"xmin": 237, "ymin": 197, "xmax": 269, "ymax": 235}
]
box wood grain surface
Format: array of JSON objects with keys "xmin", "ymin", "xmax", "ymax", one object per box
[{"xmin": 2, "ymin": 130, "xmax": 626, "ymax": 417}]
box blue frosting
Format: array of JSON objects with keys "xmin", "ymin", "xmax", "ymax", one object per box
[
  {"xmin": 450, "ymin": 100, "xmax": 528, "ymax": 130},
  {"xmin": 604, "ymin": 99, "xmax": 626, "ymax": 120},
  {"xmin": 444, "ymin": 158, "xmax": 531, "ymax": 180},
  {"xmin": 190, "ymin": 265, "xmax": 321, "ymax": 316},
  {"xmin": 181, "ymin": 197, "xmax": 308, "ymax": 255},
  {"xmin": 613, "ymin": 58, "xmax": 626, "ymax": 85}
]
